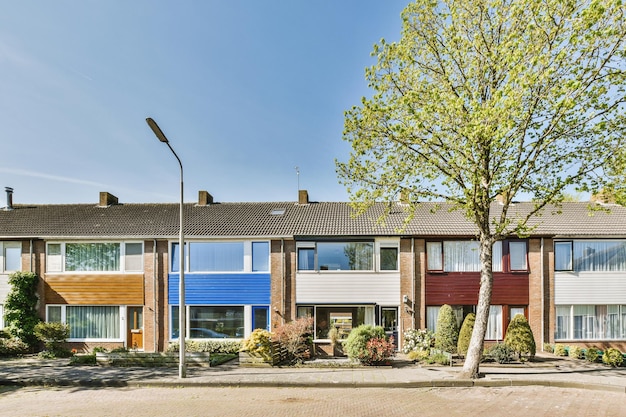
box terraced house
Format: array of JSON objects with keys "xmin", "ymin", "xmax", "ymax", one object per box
[{"xmin": 1, "ymin": 188, "xmax": 625, "ymax": 353}]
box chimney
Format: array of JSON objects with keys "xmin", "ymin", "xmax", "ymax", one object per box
[
  {"xmin": 4, "ymin": 187, "xmax": 13, "ymax": 211},
  {"xmin": 198, "ymin": 190, "xmax": 214, "ymax": 206},
  {"xmin": 99, "ymin": 192, "xmax": 118, "ymax": 207},
  {"xmin": 298, "ymin": 189, "xmax": 309, "ymax": 205}
]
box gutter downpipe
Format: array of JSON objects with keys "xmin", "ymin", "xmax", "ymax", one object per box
[
  {"xmin": 29, "ymin": 239, "xmax": 33, "ymax": 272},
  {"xmin": 411, "ymin": 238, "xmax": 416, "ymax": 330},
  {"xmin": 281, "ymin": 238, "xmax": 285, "ymax": 325},
  {"xmin": 153, "ymin": 239, "xmax": 158, "ymax": 352},
  {"xmin": 539, "ymin": 238, "xmax": 549, "ymax": 352}
]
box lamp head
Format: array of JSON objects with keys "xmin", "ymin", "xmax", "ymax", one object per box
[{"xmin": 146, "ymin": 117, "xmax": 169, "ymax": 143}]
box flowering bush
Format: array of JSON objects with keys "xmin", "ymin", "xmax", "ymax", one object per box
[
  {"xmin": 273, "ymin": 317, "xmax": 313, "ymax": 363},
  {"xmin": 402, "ymin": 329, "xmax": 435, "ymax": 354},
  {"xmin": 602, "ymin": 348, "xmax": 624, "ymax": 367},
  {"xmin": 241, "ymin": 329, "xmax": 273, "ymax": 360},
  {"xmin": 357, "ymin": 336, "xmax": 395, "ymax": 365}
]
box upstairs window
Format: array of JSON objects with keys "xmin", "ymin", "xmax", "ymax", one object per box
[
  {"xmin": 426, "ymin": 240, "xmax": 527, "ymax": 272},
  {"xmin": 172, "ymin": 241, "xmax": 269, "ymax": 273},
  {"xmin": 1, "ymin": 242, "xmax": 21, "ymax": 273},
  {"xmin": 555, "ymin": 240, "xmax": 626, "ymax": 272},
  {"xmin": 297, "ymin": 241, "xmax": 375, "ymax": 271},
  {"xmin": 46, "ymin": 242, "xmax": 143, "ymax": 273}
]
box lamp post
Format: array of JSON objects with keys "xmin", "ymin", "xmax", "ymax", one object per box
[{"xmin": 146, "ymin": 117, "xmax": 186, "ymax": 378}]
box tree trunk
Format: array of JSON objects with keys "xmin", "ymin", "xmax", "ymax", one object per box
[{"xmin": 458, "ymin": 235, "xmax": 494, "ymax": 379}]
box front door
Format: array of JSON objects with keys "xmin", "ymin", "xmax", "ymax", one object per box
[
  {"xmin": 381, "ymin": 307, "xmax": 398, "ymax": 349},
  {"xmin": 127, "ymin": 307, "xmax": 143, "ymax": 350}
]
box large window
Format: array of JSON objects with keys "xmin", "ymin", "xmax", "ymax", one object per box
[
  {"xmin": 427, "ymin": 240, "xmax": 527, "ymax": 272},
  {"xmin": 171, "ymin": 306, "xmax": 244, "ymax": 339},
  {"xmin": 46, "ymin": 242, "xmax": 143, "ymax": 273},
  {"xmin": 556, "ymin": 305, "xmax": 626, "ymax": 340},
  {"xmin": 297, "ymin": 305, "xmax": 374, "ymax": 339},
  {"xmin": 172, "ymin": 241, "xmax": 269, "ymax": 273},
  {"xmin": 297, "ymin": 241, "xmax": 384, "ymax": 272},
  {"xmin": 555, "ymin": 240, "xmax": 626, "ymax": 272},
  {"xmin": 47, "ymin": 305, "xmax": 121, "ymax": 340},
  {"xmin": 426, "ymin": 305, "xmax": 504, "ymax": 340},
  {"xmin": 1, "ymin": 241, "xmax": 21, "ymax": 273}
]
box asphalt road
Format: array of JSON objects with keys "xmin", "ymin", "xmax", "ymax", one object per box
[{"xmin": 1, "ymin": 385, "xmax": 624, "ymax": 417}]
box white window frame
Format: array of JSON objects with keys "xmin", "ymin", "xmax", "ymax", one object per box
[
  {"xmin": 296, "ymin": 239, "xmax": 396, "ymax": 273},
  {"xmin": 46, "ymin": 304, "xmax": 124, "ymax": 342},
  {"xmin": 170, "ymin": 240, "xmax": 270, "ymax": 274},
  {"xmin": 1, "ymin": 241, "xmax": 21, "ymax": 273},
  {"xmin": 46, "ymin": 241, "xmax": 144, "ymax": 273}
]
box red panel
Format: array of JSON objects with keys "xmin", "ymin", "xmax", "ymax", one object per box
[{"xmin": 425, "ymin": 272, "xmax": 528, "ymax": 306}]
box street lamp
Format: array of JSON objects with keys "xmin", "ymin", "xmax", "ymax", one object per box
[{"xmin": 146, "ymin": 117, "xmax": 186, "ymax": 378}]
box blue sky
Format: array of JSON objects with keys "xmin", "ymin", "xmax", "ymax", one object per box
[{"xmin": 0, "ymin": 1, "xmax": 409, "ymax": 205}]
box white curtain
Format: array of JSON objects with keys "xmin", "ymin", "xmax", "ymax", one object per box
[
  {"xmin": 65, "ymin": 243, "xmax": 120, "ymax": 272},
  {"xmin": 444, "ymin": 241, "xmax": 480, "ymax": 272},
  {"xmin": 573, "ymin": 241, "xmax": 626, "ymax": 271},
  {"xmin": 67, "ymin": 306, "xmax": 120, "ymax": 339},
  {"xmin": 485, "ymin": 306, "xmax": 503, "ymax": 340}
]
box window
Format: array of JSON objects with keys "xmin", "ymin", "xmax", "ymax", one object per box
[
  {"xmin": 427, "ymin": 305, "xmax": 503, "ymax": 340},
  {"xmin": 297, "ymin": 241, "xmax": 378, "ymax": 271},
  {"xmin": 297, "ymin": 305, "xmax": 374, "ymax": 339},
  {"xmin": 172, "ymin": 241, "xmax": 268, "ymax": 273},
  {"xmin": 46, "ymin": 242, "xmax": 143, "ymax": 273},
  {"xmin": 46, "ymin": 305, "xmax": 121, "ymax": 340},
  {"xmin": 426, "ymin": 240, "xmax": 527, "ymax": 272},
  {"xmin": 252, "ymin": 242, "xmax": 269, "ymax": 272},
  {"xmin": 171, "ymin": 306, "xmax": 244, "ymax": 339},
  {"xmin": 486, "ymin": 306, "xmax": 503, "ymax": 340},
  {"xmin": 556, "ymin": 304, "xmax": 626, "ymax": 340},
  {"xmin": 555, "ymin": 240, "xmax": 626, "ymax": 272},
  {"xmin": 380, "ymin": 247, "xmax": 399, "ymax": 271},
  {"xmin": 1, "ymin": 242, "xmax": 21, "ymax": 273}
]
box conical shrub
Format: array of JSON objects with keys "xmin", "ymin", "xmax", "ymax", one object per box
[
  {"xmin": 434, "ymin": 304, "xmax": 458, "ymax": 354},
  {"xmin": 457, "ymin": 312, "xmax": 475, "ymax": 357},
  {"xmin": 504, "ymin": 314, "xmax": 536, "ymax": 360}
]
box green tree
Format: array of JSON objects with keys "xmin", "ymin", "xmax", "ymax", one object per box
[
  {"xmin": 5, "ymin": 271, "xmax": 41, "ymax": 348},
  {"xmin": 434, "ymin": 304, "xmax": 458, "ymax": 354},
  {"xmin": 503, "ymin": 314, "xmax": 536, "ymax": 360},
  {"xmin": 338, "ymin": 0, "xmax": 626, "ymax": 378},
  {"xmin": 457, "ymin": 313, "xmax": 476, "ymax": 358}
]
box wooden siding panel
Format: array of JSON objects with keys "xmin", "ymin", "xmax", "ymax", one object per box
[
  {"xmin": 555, "ymin": 272, "xmax": 626, "ymax": 304},
  {"xmin": 168, "ymin": 273, "xmax": 270, "ymax": 305},
  {"xmin": 425, "ymin": 273, "xmax": 528, "ymax": 305},
  {"xmin": 296, "ymin": 272, "xmax": 401, "ymax": 305},
  {"xmin": 45, "ymin": 274, "xmax": 144, "ymax": 305}
]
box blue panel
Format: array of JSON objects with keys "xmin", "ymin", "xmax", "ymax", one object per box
[{"xmin": 168, "ymin": 273, "xmax": 271, "ymax": 305}]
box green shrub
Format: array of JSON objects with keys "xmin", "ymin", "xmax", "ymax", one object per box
[
  {"xmin": 504, "ymin": 314, "xmax": 536, "ymax": 360},
  {"xmin": 434, "ymin": 304, "xmax": 458, "ymax": 354},
  {"xmin": 457, "ymin": 313, "xmax": 475, "ymax": 358},
  {"xmin": 407, "ymin": 349, "xmax": 430, "ymax": 362},
  {"xmin": 486, "ymin": 343, "xmax": 515, "ymax": 364},
  {"xmin": 0, "ymin": 337, "xmax": 29, "ymax": 356},
  {"xmin": 70, "ymin": 354, "xmax": 97, "ymax": 366},
  {"xmin": 402, "ymin": 329, "xmax": 434, "ymax": 354},
  {"xmin": 167, "ymin": 339, "xmax": 242, "ymax": 354},
  {"xmin": 553, "ymin": 344, "xmax": 568, "ymax": 356},
  {"xmin": 543, "ymin": 343, "xmax": 554, "ymax": 353},
  {"xmin": 585, "ymin": 347, "xmax": 600, "ymax": 363},
  {"xmin": 426, "ymin": 352, "xmax": 450, "ymax": 365},
  {"xmin": 5, "ymin": 272, "xmax": 41, "ymax": 348},
  {"xmin": 343, "ymin": 325, "xmax": 386, "ymax": 363},
  {"xmin": 568, "ymin": 346, "xmax": 584, "ymax": 359},
  {"xmin": 602, "ymin": 348, "xmax": 624, "ymax": 367},
  {"xmin": 34, "ymin": 322, "xmax": 70, "ymax": 357}
]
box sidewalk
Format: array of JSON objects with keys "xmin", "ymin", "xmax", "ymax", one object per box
[{"xmin": 1, "ymin": 354, "xmax": 625, "ymax": 393}]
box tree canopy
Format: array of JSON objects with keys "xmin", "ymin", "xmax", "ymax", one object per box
[{"xmin": 338, "ymin": 0, "xmax": 625, "ymax": 378}]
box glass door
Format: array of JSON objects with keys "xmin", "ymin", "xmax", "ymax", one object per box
[
  {"xmin": 381, "ymin": 307, "xmax": 398, "ymax": 349},
  {"xmin": 127, "ymin": 306, "xmax": 143, "ymax": 350},
  {"xmin": 252, "ymin": 306, "xmax": 269, "ymax": 331}
]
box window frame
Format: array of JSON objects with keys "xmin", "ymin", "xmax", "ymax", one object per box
[
  {"xmin": 1, "ymin": 241, "xmax": 21, "ymax": 273},
  {"xmin": 46, "ymin": 304, "xmax": 123, "ymax": 342},
  {"xmin": 296, "ymin": 240, "xmax": 397, "ymax": 273},
  {"xmin": 426, "ymin": 239, "xmax": 529, "ymax": 273},
  {"xmin": 171, "ymin": 240, "xmax": 270, "ymax": 273},
  {"xmin": 45, "ymin": 241, "xmax": 144, "ymax": 273}
]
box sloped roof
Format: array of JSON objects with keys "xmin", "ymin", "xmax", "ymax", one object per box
[{"xmin": 1, "ymin": 200, "xmax": 626, "ymax": 239}]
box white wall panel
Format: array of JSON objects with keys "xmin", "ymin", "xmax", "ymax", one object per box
[
  {"xmin": 555, "ymin": 272, "xmax": 626, "ymax": 304},
  {"xmin": 296, "ymin": 272, "xmax": 400, "ymax": 305}
]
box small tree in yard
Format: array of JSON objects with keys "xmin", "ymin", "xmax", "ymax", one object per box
[
  {"xmin": 457, "ymin": 313, "xmax": 476, "ymax": 358},
  {"xmin": 5, "ymin": 271, "xmax": 41, "ymax": 349},
  {"xmin": 338, "ymin": 0, "xmax": 626, "ymax": 378},
  {"xmin": 504, "ymin": 314, "xmax": 536, "ymax": 361},
  {"xmin": 343, "ymin": 325, "xmax": 394, "ymax": 364},
  {"xmin": 34, "ymin": 322, "xmax": 71, "ymax": 358},
  {"xmin": 435, "ymin": 304, "xmax": 458, "ymax": 354}
]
